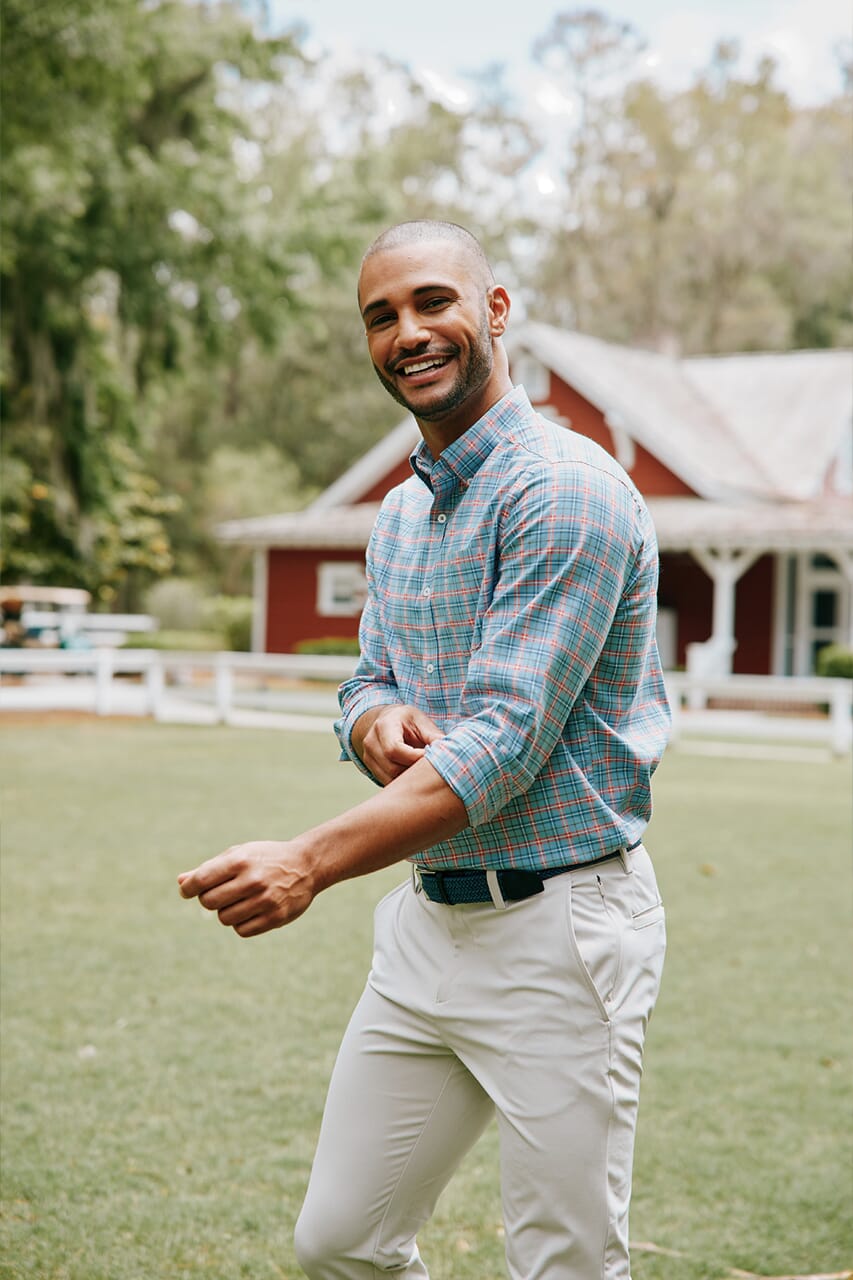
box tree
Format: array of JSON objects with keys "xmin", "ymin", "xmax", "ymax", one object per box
[
  {"xmin": 0, "ymin": 0, "xmax": 300, "ymax": 603},
  {"xmin": 528, "ymin": 14, "xmax": 852, "ymax": 353}
]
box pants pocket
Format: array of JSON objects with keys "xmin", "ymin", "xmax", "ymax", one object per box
[
  {"xmin": 566, "ymin": 877, "xmax": 622, "ymax": 1019},
  {"xmin": 632, "ymin": 901, "xmax": 665, "ymax": 930}
]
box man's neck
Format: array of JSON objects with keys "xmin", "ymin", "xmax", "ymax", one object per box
[{"xmin": 416, "ymin": 376, "xmax": 514, "ymax": 459}]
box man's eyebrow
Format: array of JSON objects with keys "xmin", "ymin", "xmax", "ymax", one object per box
[{"xmin": 361, "ymin": 283, "xmax": 457, "ymax": 318}]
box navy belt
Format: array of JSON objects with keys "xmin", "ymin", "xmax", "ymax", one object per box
[{"xmin": 414, "ymin": 843, "xmax": 640, "ymax": 906}]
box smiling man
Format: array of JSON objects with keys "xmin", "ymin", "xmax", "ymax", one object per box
[{"xmin": 179, "ymin": 220, "xmax": 670, "ymax": 1279}]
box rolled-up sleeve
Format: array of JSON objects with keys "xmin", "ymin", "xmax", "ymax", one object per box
[
  {"xmin": 335, "ymin": 538, "xmax": 403, "ymax": 784},
  {"xmin": 423, "ymin": 464, "xmax": 642, "ymax": 827}
]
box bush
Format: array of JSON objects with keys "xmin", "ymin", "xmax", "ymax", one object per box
[
  {"xmin": 294, "ymin": 636, "xmax": 361, "ymax": 656},
  {"xmin": 816, "ymin": 644, "xmax": 853, "ymax": 679},
  {"xmin": 200, "ymin": 596, "xmax": 253, "ymax": 652},
  {"xmin": 144, "ymin": 578, "xmax": 207, "ymax": 631},
  {"xmin": 122, "ymin": 630, "xmax": 224, "ymax": 651}
]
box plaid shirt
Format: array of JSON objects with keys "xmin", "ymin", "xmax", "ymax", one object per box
[{"xmin": 335, "ymin": 386, "xmax": 671, "ymax": 871}]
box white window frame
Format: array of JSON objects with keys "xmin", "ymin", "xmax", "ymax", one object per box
[
  {"xmin": 513, "ymin": 353, "xmax": 551, "ymax": 402},
  {"xmin": 316, "ymin": 561, "xmax": 368, "ymax": 618},
  {"xmin": 791, "ymin": 552, "xmax": 850, "ymax": 674}
]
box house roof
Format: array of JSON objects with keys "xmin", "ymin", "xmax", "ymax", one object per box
[
  {"xmin": 219, "ymin": 503, "xmax": 382, "ymax": 549},
  {"xmin": 217, "ymin": 496, "xmax": 853, "ymax": 554},
  {"xmin": 217, "ymin": 328, "xmax": 853, "ymax": 552},
  {"xmin": 510, "ymin": 324, "xmax": 853, "ymax": 503},
  {"xmin": 683, "ymin": 350, "xmax": 852, "ymax": 501}
]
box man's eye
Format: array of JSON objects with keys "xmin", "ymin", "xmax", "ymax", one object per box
[
  {"xmin": 369, "ymin": 313, "xmax": 394, "ymax": 329},
  {"xmin": 423, "ymin": 297, "xmax": 450, "ymax": 310}
]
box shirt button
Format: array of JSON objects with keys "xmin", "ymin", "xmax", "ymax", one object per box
[
  {"xmin": 423, "ymin": 587, "xmax": 431, "ymax": 597},
  {"xmin": 436, "ymin": 513, "xmax": 447, "ymax": 524},
  {"xmin": 426, "ymin": 663, "xmax": 435, "ymax": 673}
]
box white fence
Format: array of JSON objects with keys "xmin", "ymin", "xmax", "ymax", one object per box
[
  {"xmin": 0, "ymin": 649, "xmax": 358, "ymax": 724},
  {"xmin": 665, "ymin": 672, "xmax": 852, "ymax": 756},
  {"xmin": 1, "ymin": 649, "xmax": 851, "ymax": 754}
]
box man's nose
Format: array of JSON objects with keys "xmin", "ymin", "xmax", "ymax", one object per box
[{"xmin": 395, "ymin": 308, "xmax": 430, "ymax": 348}]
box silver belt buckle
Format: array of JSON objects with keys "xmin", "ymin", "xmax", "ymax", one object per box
[{"xmin": 411, "ymin": 863, "xmax": 424, "ymax": 895}]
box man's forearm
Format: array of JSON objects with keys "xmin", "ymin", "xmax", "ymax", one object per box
[
  {"xmin": 178, "ymin": 755, "xmax": 469, "ymax": 937},
  {"xmin": 298, "ymin": 757, "xmax": 469, "ymax": 894}
]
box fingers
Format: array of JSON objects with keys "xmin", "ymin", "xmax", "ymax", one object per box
[
  {"xmin": 361, "ymin": 705, "xmax": 445, "ymax": 784},
  {"xmin": 402, "ymin": 708, "xmax": 444, "ymax": 746},
  {"xmin": 177, "ymin": 848, "xmax": 241, "ymax": 900}
]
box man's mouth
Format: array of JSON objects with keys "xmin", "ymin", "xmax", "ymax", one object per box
[{"xmin": 393, "ymin": 354, "xmax": 452, "ymax": 379}]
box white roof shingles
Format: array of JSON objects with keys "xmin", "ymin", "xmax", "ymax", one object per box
[
  {"xmin": 684, "ymin": 350, "xmax": 853, "ymax": 501},
  {"xmin": 217, "ymin": 503, "xmax": 382, "ymax": 549},
  {"xmin": 513, "ymin": 324, "xmax": 852, "ymax": 503}
]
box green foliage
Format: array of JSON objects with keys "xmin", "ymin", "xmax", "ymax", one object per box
[
  {"xmin": 121, "ymin": 628, "xmax": 223, "ymax": 651},
  {"xmin": 143, "ymin": 576, "xmax": 208, "ymax": 631},
  {"xmin": 0, "ymin": 0, "xmax": 305, "ymax": 602},
  {"xmin": 529, "ymin": 25, "xmax": 852, "ymax": 352},
  {"xmin": 294, "ymin": 636, "xmax": 361, "ymax": 656},
  {"xmin": 816, "ymin": 643, "xmax": 853, "ymax": 678},
  {"xmin": 1, "ymin": 0, "xmax": 848, "ymax": 606},
  {"xmin": 200, "ymin": 595, "xmax": 254, "ymax": 651}
]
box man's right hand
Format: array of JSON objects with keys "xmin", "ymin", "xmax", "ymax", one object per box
[{"xmin": 351, "ymin": 704, "xmax": 445, "ymax": 785}]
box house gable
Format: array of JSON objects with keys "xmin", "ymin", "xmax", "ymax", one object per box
[
  {"xmin": 359, "ymin": 457, "xmax": 415, "ymax": 502},
  {"xmin": 539, "ymin": 372, "xmax": 697, "ymax": 498}
]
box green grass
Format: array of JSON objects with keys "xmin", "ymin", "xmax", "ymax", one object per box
[{"xmin": 1, "ymin": 722, "xmax": 851, "ymax": 1279}]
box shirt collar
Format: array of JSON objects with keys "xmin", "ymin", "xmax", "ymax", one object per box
[{"xmin": 409, "ymin": 385, "xmax": 533, "ymax": 493}]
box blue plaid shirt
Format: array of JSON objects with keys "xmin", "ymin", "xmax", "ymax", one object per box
[{"xmin": 335, "ymin": 386, "xmax": 670, "ymax": 871}]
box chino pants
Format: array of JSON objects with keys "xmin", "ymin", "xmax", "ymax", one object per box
[{"xmin": 294, "ymin": 847, "xmax": 666, "ymax": 1280}]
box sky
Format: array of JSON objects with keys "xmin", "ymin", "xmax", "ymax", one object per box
[{"xmin": 268, "ymin": 0, "xmax": 849, "ymax": 107}]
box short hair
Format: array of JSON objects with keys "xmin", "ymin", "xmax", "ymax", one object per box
[{"xmin": 361, "ymin": 220, "xmax": 495, "ymax": 289}]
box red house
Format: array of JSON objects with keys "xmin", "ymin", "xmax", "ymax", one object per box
[{"xmin": 218, "ymin": 325, "xmax": 853, "ymax": 675}]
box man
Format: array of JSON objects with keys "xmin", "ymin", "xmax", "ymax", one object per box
[{"xmin": 179, "ymin": 220, "xmax": 670, "ymax": 1279}]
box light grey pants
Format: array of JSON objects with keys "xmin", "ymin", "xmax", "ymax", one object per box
[{"xmin": 295, "ymin": 847, "xmax": 666, "ymax": 1279}]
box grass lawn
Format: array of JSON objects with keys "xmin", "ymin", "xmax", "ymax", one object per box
[{"xmin": 1, "ymin": 719, "xmax": 851, "ymax": 1279}]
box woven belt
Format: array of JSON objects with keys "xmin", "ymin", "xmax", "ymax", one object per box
[{"xmin": 414, "ymin": 844, "xmax": 639, "ymax": 907}]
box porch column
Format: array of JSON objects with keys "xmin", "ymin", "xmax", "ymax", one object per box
[
  {"xmin": 689, "ymin": 546, "xmax": 761, "ymax": 673},
  {"xmin": 251, "ymin": 548, "xmax": 268, "ymax": 654}
]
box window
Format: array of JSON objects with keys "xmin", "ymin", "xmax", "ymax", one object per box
[
  {"xmin": 789, "ymin": 552, "xmax": 851, "ymax": 675},
  {"xmin": 317, "ymin": 562, "xmax": 368, "ymax": 617},
  {"xmin": 512, "ymin": 353, "xmax": 550, "ymax": 402}
]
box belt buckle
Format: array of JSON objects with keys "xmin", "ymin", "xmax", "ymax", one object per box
[{"xmin": 411, "ymin": 864, "xmax": 423, "ymax": 895}]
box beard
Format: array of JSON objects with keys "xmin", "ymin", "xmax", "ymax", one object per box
[{"xmin": 372, "ymin": 311, "xmax": 494, "ymax": 421}]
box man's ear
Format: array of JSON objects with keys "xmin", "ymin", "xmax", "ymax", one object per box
[{"xmin": 487, "ymin": 285, "xmax": 511, "ymax": 337}]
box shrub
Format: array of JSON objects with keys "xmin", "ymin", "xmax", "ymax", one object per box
[
  {"xmin": 201, "ymin": 596, "xmax": 253, "ymax": 652},
  {"xmin": 144, "ymin": 578, "xmax": 207, "ymax": 631},
  {"xmin": 816, "ymin": 644, "xmax": 853, "ymax": 679},
  {"xmin": 294, "ymin": 636, "xmax": 361, "ymax": 657},
  {"xmin": 122, "ymin": 630, "xmax": 224, "ymax": 651}
]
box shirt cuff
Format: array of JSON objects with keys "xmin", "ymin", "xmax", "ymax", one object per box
[
  {"xmin": 424, "ymin": 732, "xmax": 536, "ymax": 828},
  {"xmin": 335, "ymin": 688, "xmax": 405, "ymax": 785}
]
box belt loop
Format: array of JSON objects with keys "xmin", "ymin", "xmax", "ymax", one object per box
[
  {"xmin": 620, "ymin": 846, "xmax": 634, "ymax": 874},
  {"xmin": 486, "ymin": 869, "xmax": 508, "ymax": 910},
  {"xmin": 411, "ymin": 863, "xmax": 423, "ymax": 895}
]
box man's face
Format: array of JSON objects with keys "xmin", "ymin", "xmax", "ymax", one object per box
[{"xmin": 358, "ymin": 240, "xmax": 498, "ymax": 424}]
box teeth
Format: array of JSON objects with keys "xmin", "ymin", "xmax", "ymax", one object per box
[{"xmin": 402, "ymin": 357, "xmax": 446, "ymax": 375}]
